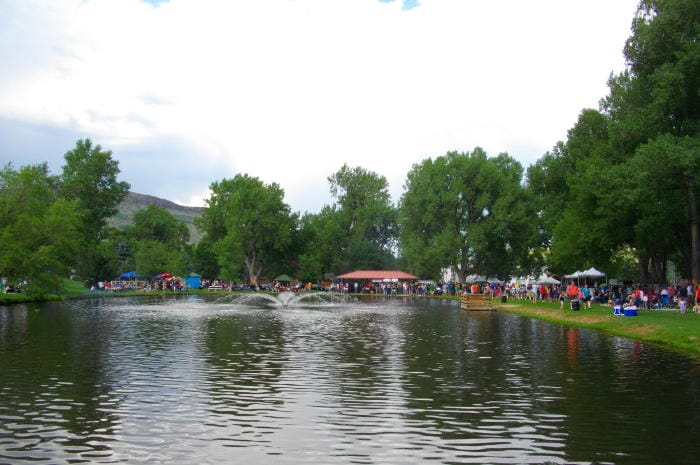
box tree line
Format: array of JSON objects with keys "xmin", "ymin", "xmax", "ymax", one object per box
[{"xmin": 1, "ymin": 0, "xmax": 697, "ymax": 296}]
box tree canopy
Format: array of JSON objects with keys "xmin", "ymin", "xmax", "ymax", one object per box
[
  {"xmin": 528, "ymin": 0, "xmax": 699, "ymax": 282},
  {"xmin": 326, "ymin": 164, "xmax": 398, "ymax": 272},
  {"xmin": 59, "ymin": 139, "xmax": 130, "ymax": 282},
  {"xmin": 400, "ymin": 148, "xmax": 535, "ymax": 282},
  {"xmin": 197, "ymin": 174, "xmax": 294, "ymax": 284},
  {"xmin": 127, "ymin": 205, "xmax": 192, "ymax": 278},
  {"xmin": 0, "ymin": 164, "xmax": 81, "ymax": 295}
]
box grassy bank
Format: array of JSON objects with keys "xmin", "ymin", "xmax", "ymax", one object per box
[
  {"xmin": 493, "ymin": 299, "xmax": 700, "ymax": 359},
  {"xmin": 0, "ymin": 280, "xmax": 233, "ymax": 305},
  {"xmin": 0, "ymin": 279, "xmax": 96, "ymax": 304}
]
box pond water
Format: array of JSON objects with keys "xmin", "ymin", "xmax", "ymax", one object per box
[{"xmin": 0, "ymin": 295, "xmax": 699, "ymax": 465}]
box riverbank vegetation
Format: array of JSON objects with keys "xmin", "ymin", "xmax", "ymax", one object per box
[{"xmin": 2, "ymin": 1, "xmax": 698, "ymax": 298}]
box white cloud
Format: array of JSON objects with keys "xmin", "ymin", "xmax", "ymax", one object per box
[{"xmin": 0, "ymin": 0, "xmax": 638, "ymax": 211}]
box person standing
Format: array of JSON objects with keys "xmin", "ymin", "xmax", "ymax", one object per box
[
  {"xmin": 582, "ymin": 285, "xmax": 591, "ymax": 309},
  {"xmin": 566, "ymin": 281, "xmax": 579, "ymax": 309}
]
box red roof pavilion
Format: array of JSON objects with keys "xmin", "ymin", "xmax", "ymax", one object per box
[{"xmin": 335, "ymin": 270, "xmax": 418, "ymax": 280}]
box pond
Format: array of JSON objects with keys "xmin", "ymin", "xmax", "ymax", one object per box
[{"xmin": 0, "ymin": 294, "xmax": 698, "ymax": 464}]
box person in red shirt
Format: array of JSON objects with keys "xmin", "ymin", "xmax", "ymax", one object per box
[{"xmin": 566, "ymin": 281, "xmax": 579, "ymax": 309}]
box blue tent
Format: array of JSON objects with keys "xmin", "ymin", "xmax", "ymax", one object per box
[
  {"xmin": 119, "ymin": 271, "xmax": 139, "ymax": 279},
  {"xmin": 184, "ymin": 273, "xmax": 201, "ymax": 289}
]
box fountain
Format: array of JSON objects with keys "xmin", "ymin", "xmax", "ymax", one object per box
[{"xmin": 216, "ymin": 290, "xmax": 352, "ymax": 308}]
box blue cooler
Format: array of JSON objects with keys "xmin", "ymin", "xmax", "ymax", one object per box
[{"xmin": 624, "ymin": 306, "xmax": 638, "ymax": 316}]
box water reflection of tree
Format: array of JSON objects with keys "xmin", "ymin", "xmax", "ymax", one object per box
[
  {"xmin": 552, "ymin": 325, "xmax": 700, "ymax": 465},
  {"xmin": 328, "ymin": 313, "xmax": 395, "ymax": 394},
  {"xmin": 0, "ymin": 301, "xmax": 119, "ymax": 461},
  {"xmin": 398, "ymin": 307, "xmax": 573, "ymax": 463},
  {"xmin": 200, "ymin": 311, "xmax": 287, "ymax": 442}
]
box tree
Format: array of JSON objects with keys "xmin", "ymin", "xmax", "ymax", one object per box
[
  {"xmin": 125, "ymin": 205, "xmax": 191, "ymax": 277},
  {"xmin": 130, "ymin": 205, "xmax": 190, "ymax": 245},
  {"xmin": 0, "ymin": 164, "xmax": 81, "ymax": 295},
  {"xmin": 399, "ymin": 148, "xmax": 534, "ymax": 282},
  {"xmin": 525, "ymin": 142, "xmax": 570, "ymax": 262},
  {"xmin": 600, "ymin": 0, "xmax": 700, "ymax": 281},
  {"xmin": 530, "ymin": 109, "xmax": 630, "ymax": 276},
  {"xmin": 95, "ymin": 227, "xmax": 135, "ymax": 281},
  {"xmin": 59, "ymin": 139, "xmax": 130, "ymax": 282},
  {"xmin": 197, "ymin": 174, "xmax": 294, "ymax": 284},
  {"xmin": 627, "ymin": 135, "xmax": 700, "ymax": 281},
  {"xmin": 296, "ymin": 207, "xmax": 346, "ymax": 281},
  {"xmin": 531, "ymin": 0, "xmax": 699, "ymax": 283},
  {"xmin": 192, "ymin": 237, "xmax": 221, "ymax": 279},
  {"xmin": 326, "ymin": 164, "xmax": 398, "ymax": 272}
]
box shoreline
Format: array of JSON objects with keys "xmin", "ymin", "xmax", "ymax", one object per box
[
  {"xmin": 3, "ymin": 290, "xmax": 699, "ymax": 359},
  {"xmin": 491, "ymin": 299, "xmax": 700, "ymax": 359}
]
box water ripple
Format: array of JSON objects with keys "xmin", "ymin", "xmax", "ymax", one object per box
[{"xmin": 0, "ymin": 297, "xmax": 699, "ymax": 464}]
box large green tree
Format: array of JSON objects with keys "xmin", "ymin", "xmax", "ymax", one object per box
[
  {"xmin": 529, "ymin": 0, "xmax": 699, "ymax": 282},
  {"xmin": 528, "ymin": 109, "xmax": 625, "ymax": 275},
  {"xmin": 525, "ymin": 142, "xmax": 569, "ymax": 260},
  {"xmin": 296, "ymin": 206, "xmax": 346, "ymax": 281},
  {"xmin": 601, "ymin": 0, "xmax": 699, "ymax": 281},
  {"xmin": 0, "ymin": 164, "xmax": 81, "ymax": 295},
  {"xmin": 127, "ymin": 205, "xmax": 192, "ymax": 278},
  {"xmin": 197, "ymin": 174, "xmax": 294, "ymax": 284},
  {"xmin": 326, "ymin": 164, "xmax": 398, "ymax": 272},
  {"xmin": 95, "ymin": 227, "xmax": 134, "ymax": 281},
  {"xmin": 59, "ymin": 139, "xmax": 130, "ymax": 283},
  {"xmin": 192, "ymin": 237, "xmax": 221, "ymax": 280},
  {"xmin": 399, "ymin": 148, "xmax": 534, "ymax": 282}
]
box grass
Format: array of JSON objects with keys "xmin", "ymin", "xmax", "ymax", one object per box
[
  {"xmin": 492, "ymin": 298, "xmax": 700, "ymax": 358},
  {"xmin": 0, "ymin": 280, "xmax": 231, "ymax": 304},
  {"xmin": 0, "ymin": 279, "xmax": 90, "ymax": 304}
]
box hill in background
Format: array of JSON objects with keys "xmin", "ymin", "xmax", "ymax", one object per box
[{"xmin": 110, "ymin": 192, "xmax": 204, "ymax": 242}]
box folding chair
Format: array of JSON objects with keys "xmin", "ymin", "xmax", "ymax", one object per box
[{"xmin": 659, "ymin": 294, "xmax": 674, "ymax": 309}]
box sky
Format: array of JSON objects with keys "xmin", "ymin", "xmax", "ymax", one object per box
[{"xmin": 0, "ymin": 0, "xmax": 640, "ymax": 213}]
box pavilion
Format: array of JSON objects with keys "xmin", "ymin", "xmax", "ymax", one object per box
[
  {"xmin": 335, "ymin": 270, "xmax": 419, "ymax": 293},
  {"xmin": 335, "ymin": 270, "xmax": 418, "ymax": 281}
]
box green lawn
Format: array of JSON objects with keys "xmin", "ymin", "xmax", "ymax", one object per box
[{"xmin": 495, "ymin": 299, "xmax": 700, "ymax": 358}]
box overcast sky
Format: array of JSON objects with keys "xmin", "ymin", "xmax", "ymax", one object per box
[{"xmin": 0, "ymin": 0, "xmax": 639, "ymax": 213}]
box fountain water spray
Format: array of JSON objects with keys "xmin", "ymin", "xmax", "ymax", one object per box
[{"xmin": 217, "ymin": 291, "xmax": 352, "ymax": 308}]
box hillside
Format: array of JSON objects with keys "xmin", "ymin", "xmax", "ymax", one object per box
[{"xmin": 109, "ymin": 192, "xmax": 204, "ymax": 242}]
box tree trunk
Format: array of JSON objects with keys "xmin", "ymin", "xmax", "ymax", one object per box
[
  {"xmin": 686, "ymin": 176, "xmax": 699, "ymax": 283},
  {"xmin": 639, "ymin": 253, "xmax": 650, "ymax": 283},
  {"xmin": 651, "ymin": 254, "xmax": 664, "ymax": 284},
  {"xmin": 245, "ymin": 253, "xmax": 257, "ymax": 285},
  {"xmin": 454, "ymin": 267, "xmax": 465, "ymax": 287}
]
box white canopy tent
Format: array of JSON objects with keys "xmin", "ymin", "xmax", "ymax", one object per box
[
  {"xmin": 564, "ymin": 267, "xmax": 606, "ymax": 286},
  {"xmin": 580, "ymin": 267, "xmax": 606, "ymax": 278},
  {"xmin": 537, "ymin": 275, "xmax": 561, "ymax": 285}
]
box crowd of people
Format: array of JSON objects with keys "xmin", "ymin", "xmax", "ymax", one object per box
[
  {"xmin": 438, "ymin": 280, "xmax": 699, "ymax": 314},
  {"xmin": 550, "ymin": 281, "xmax": 699, "ymax": 313},
  {"xmin": 92, "ymin": 273, "xmax": 699, "ymax": 315}
]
